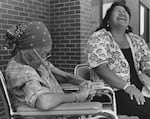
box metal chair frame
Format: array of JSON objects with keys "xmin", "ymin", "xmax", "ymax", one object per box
[
  {"xmin": 0, "ymin": 68, "xmax": 118, "ymax": 119},
  {"xmin": 74, "ymin": 63, "xmax": 118, "ymax": 119}
]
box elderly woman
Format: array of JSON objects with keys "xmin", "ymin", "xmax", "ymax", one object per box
[
  {"xmin": 87, "ymin": 1, "xmax": 150, "ymax": 119},
  {"xmin": 4, "ymin": 21, "xmax": 94, "ymax": 114}
]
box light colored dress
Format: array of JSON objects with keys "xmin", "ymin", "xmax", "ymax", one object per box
[
  {"xmin": 5, "ymin": 58, "xmax": 63, "ymax": 108},
  {"xmin": 87, "ymin": 28, "xmax": 150, "ymax": 90}
]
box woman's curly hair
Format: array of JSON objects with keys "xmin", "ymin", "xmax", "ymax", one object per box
[{"xmin": 95, "ymin": 1, "xmax": 133, "ymax": 33}]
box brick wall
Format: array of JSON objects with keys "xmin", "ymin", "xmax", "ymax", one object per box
[
  {"xmin": 0, "ymin": 0, "xmax": 50, "ymax": 73},
  {"xmin": 49, "ymin": 0, "xmax": 81, "ymax": 72},
  {"xmin": 0, "ymin": 0, "xmax": 101, "ymax": 73},
  {"xmin": 80, "ymin": 0, "xmax": 101, "ymax": 63},
  {"xmin": 0, "ymin": 0, "xmax": 99, "ymax": 73},
  {"xmin": 49, "ymin": 0, "xmax": 101, "ymax": 72}
]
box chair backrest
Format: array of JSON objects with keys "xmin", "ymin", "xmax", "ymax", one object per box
[
  {"xmin": 0, "ymin": 71, "xmax": 13, "ymax": 118},
  {"xmin": 74, "ymin": 63, "xmax": 90, "ymax": 80},
  {"xmin": 74, "ymin": 63, "xmax": 118, "ymax": 117}
]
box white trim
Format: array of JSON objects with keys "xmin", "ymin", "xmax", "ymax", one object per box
[
  {"xmin": 140, "ymin": 0, "xmax": 150, "ymax": 9},
  {"xmin": 0, "ymin": 71, "xmax": 16, "ymax": 117}
]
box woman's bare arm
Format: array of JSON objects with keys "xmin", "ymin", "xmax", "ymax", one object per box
[
  {"xmin": 93, "ymin": 63, "xmax": 127, "ymax": 89},
  {"xmin": 36, "ymin": 82, "xmax": 90, "ymax": 110},
  {"xmin": 94, "ymin": 63, "xmax": 145, "ymax": 105},
  {"xmin": 36, "ymin": 93, "xmax": 76, "ymax": 110},
  {"xmin": 50, "ymin": 64, "xmax": 87, "ymax": 85}
]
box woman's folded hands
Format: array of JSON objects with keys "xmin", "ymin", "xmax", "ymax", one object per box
[{"xmin": 75, "ymin": 81, "xmax": 96, "ymax": 102}]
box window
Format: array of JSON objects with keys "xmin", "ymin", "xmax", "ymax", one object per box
[
  {"xmin": 140, "ymin": 3, "xmax": 149, "ymax": 43},
  {"xmin": 102, "ymin": 2, "xmax": 112, "ymax": 18},
  {"xmin": 102, "ymin": 0, "xmax": 113, "ymax": 19},
  {"xmin": 101, "ymin": 0, "xmax": 125, "ymax": 19}
]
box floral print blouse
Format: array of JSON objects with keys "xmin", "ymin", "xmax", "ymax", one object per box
[
  {"xmin": 5, "ymin": 58, "xmax": 63, "ymax": 108},
  {"xmin": 87, "ymin": 28, "xmax": 150, "ymax": 89}
]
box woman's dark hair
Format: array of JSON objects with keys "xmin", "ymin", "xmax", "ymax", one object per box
[{"xmin": 95, "ymin": 1, "xmax": 133, "ymax": 33}]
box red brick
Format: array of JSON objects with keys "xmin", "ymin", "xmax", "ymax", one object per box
[
  {"xmin": 34, "ymin": 10, "xmax": 41, "ymax": 14},
  {"xmin": 2, "ymin": 24, "xmax": 12, "ymax": 29},
  {"xmin": 8, "ymin": 0, "xmax": 18, "ymax": 6},
  {"xmin": 55, "ymin": 12, "xmax": 65, "ymax": 16},
  {"xmin": 69, "ymin": 6, "xmax": 80, "ymax": 10},
  {"xmin": 0, "ymin": 66, "xmax": 2, "ymax": 71},
  {"xmin": 55, "ymin": 52, "xmax": 65, "ymax": 56},
  {"xmin": 29, "ymin": 4, "xmax": 37, "ymax": 10},
  {"xmin": 33, "ymin": 1, "xmax": 41, "ymax": 6},
  {"xmin": 65, "ymin": 11, "xmax": 74, "ymax": 15},
  {"xmin": 1, "ymin": 3, "xmax": 13, "ymax": 9},
  {"xmin": 19, "ymin": 12, "xmax": 28, "ymax": 16},
  {"xmin": 60, "ymin": 7, "xmax": 69, "ymax": 11},
  {"xmin": 60, "ymin": 24, "xmax": 69, "ymax": 27},
  {"xmin": 55, "ymin": 20, "xmax": 64, "ymax": 24},
  {"xmin": 14, "ymin": 16, "xmax": 24, "ymax": 20},
  {"xmin": 56, "ymin": 60, "xmax": 66, "ymax": 64},
  {"xmin": 19, "ymin": 2, "xmax": 28, "ymax": 8},
  {"xmin": 24, "ymin": 17, "xmax": 33, "ymax": 22},
  {"xmin": 14, "ymin": 6, "xmax": 23, "ymax": 11},
  {"xmin": 24, "ymin": 8, "xmax": 33, "ymax": 13},
  {"xmin": 55, "ymin": 4, "xmax": 64, "ymax": 8},
  {"xmin": 2, "ymin": 14, "xmax": 13, "ymax": 19},
  {"xmin": 50, "ymin": 0, "xmax": 59, "ymax": 4},
  {"xmin": 0, "ymin": 30, "xmax": 6, "ymax": 34},
  {"xmin": 0, "ymin": 19, "xmax": 7, "ymax": 24},
  {"xmin": 0, "ymin": 0, "xmax": 6, "ymax": 3},
  {"xmin": 38, "ymin": 15, "xmax": 45, "ymax": 19},
  {"xmin": 24, "ymin": 0, "xmax": 32, "ymax": 4},
  {"xmin": 2, "ymin": 55, "xmax": 11, "ymax": 60},
  {"xmin": 60, "ymin": 0, "xmax": 68, "ymax": 3},
  {"xmin": 61, "ymin": 56, "xmax": 70, "ymax": 60},
  {"xmin": 60, "ymin": 40, "xmax": 69, "ymax": 43},
  {"xmin": 66, "ymin": 44, "xmax": 76, "ymax": 47},
  {"xmin": 71, "ymin": 56, "xmax": 80, "ymax": 60},
  {"xmin": 42, "ymin": 12, "xmax": 49, "ymax": 16},
  {"xmin": 8, "ymin": 10, "xmax": 19, "ymax": 15},
  {"xmin": 29, "ymin": 14, "xmax": 37, "ymax": 18},
  {"xmin": 37, "ymin": 0, "xmax": 45, "ymax": 3},
  {"xmin": 70, "ymin": 23, "xmax": 80, "ymax": 27},
  {"xmin": 0, "ymin": 56, "xmax": 2, "ymax": 60},
  {"xmin": 65, "ymin": 2, "xmax": 75, "ymax": 7},
  {"xmin": 0, "ymin": 50, "xmax": 8, "ymax": 54},
  {"xmin": 8, "ymin": 20, "xmax": 18, "ymax": 25},
  {"xmin": 0, "ymin": 8, "xmax": 7, "ymax": 13}
]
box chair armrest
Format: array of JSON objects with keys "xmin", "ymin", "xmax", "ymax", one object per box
[
  {"xmin": 16, "ymin": 102, "xmax": 102, "ymax": 117},
  {"xmin": 60, "ymin": 83, "xmax": 116, "ymax": 112},
  {"xmin": 60, "ymin": 83, "xmax": 79, "ymax": 91},
  {"xmin": 60, "ymin": 83, "xmax": 114, "ymax": 103},
  {"xmin": 60, "ymin": 82, "xmax": 114, "ymax": 91}
]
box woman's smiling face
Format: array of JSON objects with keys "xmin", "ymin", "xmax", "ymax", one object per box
[{"xmin": 109, "ymin": 5, "xmax": 130, "ymax": 29}]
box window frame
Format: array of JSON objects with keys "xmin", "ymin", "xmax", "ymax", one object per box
[{"xmin": 139, "ymin": 2, "xmax": 149, "ymax": 43}]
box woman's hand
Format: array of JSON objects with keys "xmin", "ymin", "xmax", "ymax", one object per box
[
  {"xmin": 124, "ymin": 85, "xmax": 145, "ymax": 105},
  {"xmin": 81, "ymin": 81, "xmax": 96, "ymax": 98},
  {"xmin": 75, "ymin": 81, "xmax": 92, "ymax": 102},
  {"xmin": 140, "ymin": 73, "xmax": 150, "ymax": 90}
]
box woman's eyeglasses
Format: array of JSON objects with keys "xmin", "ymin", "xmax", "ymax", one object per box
[
  {"xmin": 33, "ymin": 49, "xmax": 52, "ymax": 60},
  {"xmin": 45, "ymin": 52, "xmax": 51, "ymax": 59}
]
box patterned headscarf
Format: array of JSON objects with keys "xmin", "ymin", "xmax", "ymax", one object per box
[{"xmin": 4, "ymin": 21, "xmax": 52, "ymax": 52}]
